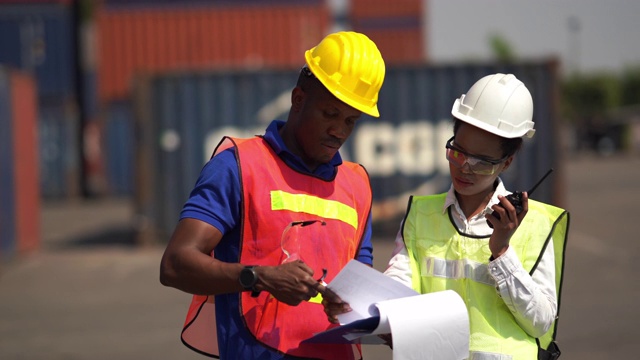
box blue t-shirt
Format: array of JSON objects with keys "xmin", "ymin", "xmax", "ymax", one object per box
[{"xmin": 179, "ymin": 120, "xmax": 373, "ymax": 359}]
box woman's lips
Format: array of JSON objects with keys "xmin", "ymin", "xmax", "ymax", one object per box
[{"xmin": 454, "ymin": 176, "xmax": 473, "ymax": 187}]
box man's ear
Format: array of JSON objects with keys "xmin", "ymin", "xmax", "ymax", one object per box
[{"xmin": 291, "ymin": 86, "xmax": 305, "ymax": 112}]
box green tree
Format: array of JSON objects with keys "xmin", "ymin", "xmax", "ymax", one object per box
[
  {"xmin": 488, "ymin": 33, "xmax": 516, "ymax": 63},
  {"xmin": 561, "ymin": 73, "xmax": 619, "ymax": 124},
  {"xmin": 620, "ymin": 66, "xmax": 640, "ymax": 106}
]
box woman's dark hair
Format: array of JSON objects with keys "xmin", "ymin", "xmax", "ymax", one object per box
[{"xmin": 453, "ymin": 118, "xmax": 523, "ymax": 157}]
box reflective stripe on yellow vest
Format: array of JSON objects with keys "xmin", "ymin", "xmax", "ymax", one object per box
[
  {"xmin": 181, "ymin": 136, "xmax": 372, "ymax": 359},
  {"xmin": 402, "ymin": 193, "xmax": 568, "ymax": 360}
]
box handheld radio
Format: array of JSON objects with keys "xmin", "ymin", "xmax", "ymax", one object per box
[{"xmin": 487, "ymin": 168, "xmax": 554, "ymax": 227}]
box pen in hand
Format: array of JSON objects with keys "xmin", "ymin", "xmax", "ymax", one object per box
[{"xmin": 317, "ymin": 268, "xmax": 328, "ymax": 286}]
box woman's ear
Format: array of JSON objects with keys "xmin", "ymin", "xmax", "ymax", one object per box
[{"xmin": 501, "ymin": 155, "xmax": 515, "ymax": 172}]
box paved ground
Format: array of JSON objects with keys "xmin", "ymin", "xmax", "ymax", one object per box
[{"xmin": 1, "ymin": 153, "xmax": 638, "ymax": 359}]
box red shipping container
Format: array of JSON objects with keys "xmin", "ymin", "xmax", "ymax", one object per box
[
  {"xmin": 0, "ymin": 69, "xmax": 40, "ymax": 260},
  {"xmin": 10, "ymin": 70, "xmax": 40, "ymax": 254},
  {"xmin": 350, "ymin": 0, "xmax": 425, "ymax": 64},
  {"xmin": 96, "ymin": 3, "xmax": 330, "ymax": 103},
  {"xmin": 351, "ymin": 0, "xmax": 422, "ymax": 18},
  {"xmin": 361, "ymin": 29, "xmax": 424, "ymax": 65}
]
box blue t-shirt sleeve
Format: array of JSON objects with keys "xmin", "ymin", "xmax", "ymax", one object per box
[
  {"xmin": 180, "ymin": 149, "xmax": 240, "ymax": 235},
  {"xmin": 356, "ymin": 215, "xmax": 374, "ymax": 266}
]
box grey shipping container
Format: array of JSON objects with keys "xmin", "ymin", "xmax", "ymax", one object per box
[
  {"xmin": 133, "ymin": 60, "xmax": 564, "ymax": 241},
  {"xmin": 0, "ymin": 2, "xmax": 76, "ymax": 100}
]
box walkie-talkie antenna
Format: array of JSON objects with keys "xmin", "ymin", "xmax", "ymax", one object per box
[
  {"xmin": 527, "ymin": 168, "xmax": 554, "ymax": 195},
  {"xmin": 487, "ymin": 168, "xmax": 554, "ymax": 228}
]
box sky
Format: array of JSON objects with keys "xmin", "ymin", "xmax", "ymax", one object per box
[{"xmin": 426, "ymin": 0, "xmax": 640, "ymax": 75}]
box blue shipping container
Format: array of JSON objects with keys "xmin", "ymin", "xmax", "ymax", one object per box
[
  {"xmin": 103, "ymin": 100, "xmax": 135, "ymax": 196},
  {"xmin": 134, "ymin": 61, "xmax": 563, "ymax": 239},
  {"xmin": 0, "ymin": 2, "xmax": 76, "ymax": 100},
  {"xmin": 38, "ymin": 100, "xmax": 81, "ymax": 198},
  {"xmin": 0, "ymin": 67, "xmax": 17, "ymax": 258}
]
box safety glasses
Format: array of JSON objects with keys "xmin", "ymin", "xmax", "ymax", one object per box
[
  {"xmin": 445, "ymin": 136, "xmax": 508, "ymax": 175},
  {"xmin": 281, "ymin": 220, "xmax": 326, "ymax": 264},
  {"xmin": 300, "ymin": 65, "xmax": 316, "ymax": 79},
  {"xmin": 280, "ymin": 219, "xmax": 329, "ymax": 286}
]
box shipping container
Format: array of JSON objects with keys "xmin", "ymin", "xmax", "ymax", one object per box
[
  {"xmin": 350, "ymin": 0, "xmax": 425, "ymax": 64},
  {"xmin": 38, "ymin": 98, "xmax": 81, "ymax": 198},
  {"xmin": 0, "ymin": 1, "xmax": 70, "ymax": 4},
  {"xmin": 0, "ymin": 2, "xmax": 76, "ymax": 100},
  {"xmin": 0, "ymin": 68, "xmax": 16, "ymax": 259},
  {"xmin": 132, "ymin": 60, "xmax": 564, "ymax": 242},
  {"xmin": 103, "ymin": 100, "xmax": 135, "ymax": 195},
  {"xmin": 101, "ymin": 0, "xmax": 321, "ymax": 7},
  {"xmin": 356, "ymin": 27, "xmax": 423, "ymax": 65},
  {"xmin": 96, "ymin": 1, "xmax": 329, "ymax": 103},
  {"xmin": 0, "ymin": 0, "xmax": 85, "ymax": 200},
  {"xmin": 0, "ymin": 67, "xmax": 40, "ymax": 261}
]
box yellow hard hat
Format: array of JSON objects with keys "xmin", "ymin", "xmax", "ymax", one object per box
[{"xmin": 304, "ymin": 31, "xmax": 386, "ymax": 117}]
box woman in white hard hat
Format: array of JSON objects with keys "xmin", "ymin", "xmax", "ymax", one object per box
[{"xmin": 325, "ymin": 73, "xmax": 570, "ymax": 360}]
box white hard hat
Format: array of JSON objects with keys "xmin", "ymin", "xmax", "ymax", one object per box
[{"xmin": 451, "ymin": 73, "xmax": 535, "ymax": 138}]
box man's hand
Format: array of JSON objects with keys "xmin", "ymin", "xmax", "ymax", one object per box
[
  {"xmin": 317, "ymin": 284, "xmax": 352, "ymax": 324},
  {"xmin": 255, "ymin": 260, "xmax": 321, "ymax": 306}
]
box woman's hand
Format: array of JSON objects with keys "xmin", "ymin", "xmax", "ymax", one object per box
[{"xmin": 486, "ymin": 192, "xmax": 529, "ymax": 258}]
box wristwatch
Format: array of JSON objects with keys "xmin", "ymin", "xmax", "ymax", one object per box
[{"xmin": 239, "ymin": 265, "xmax": 260, "ymax": 297}]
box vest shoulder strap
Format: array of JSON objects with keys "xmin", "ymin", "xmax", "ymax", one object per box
[{"xmin": 210, "ymin": 136, "xmax": 258, "ymax": 159}]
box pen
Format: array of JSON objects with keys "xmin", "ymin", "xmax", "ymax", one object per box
[{"xmin": 317, "ymin": 268, "xmax": 328, "ymax": 286}]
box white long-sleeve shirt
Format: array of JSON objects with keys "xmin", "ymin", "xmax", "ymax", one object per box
[{"xmin": 384, "ymin": 179, "xmax": 557, "ymax": 337}]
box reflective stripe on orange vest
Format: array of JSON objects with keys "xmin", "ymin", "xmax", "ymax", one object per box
[{"xmin": 270, "ymin": 190, "xmax": 359, "ymax": 229}]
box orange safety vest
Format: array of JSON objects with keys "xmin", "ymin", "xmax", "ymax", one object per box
[{"xmin": 181, "ymin": 136, "xmax": 372, "ymax": 359}]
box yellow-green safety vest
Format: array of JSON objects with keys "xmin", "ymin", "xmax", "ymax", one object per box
[{"xmin": 402, "ymin": 193, "xmax": 569, "ymax": 360}]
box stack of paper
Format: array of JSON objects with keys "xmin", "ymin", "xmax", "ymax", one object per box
[{"xmin": 303, "ymin": 260, "xmax": 470, "ymax": 360}]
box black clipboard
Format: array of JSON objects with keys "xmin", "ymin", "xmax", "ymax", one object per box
[{"xmin": 301, "ymin": 316, "xmax": 384, "ymax": 344}]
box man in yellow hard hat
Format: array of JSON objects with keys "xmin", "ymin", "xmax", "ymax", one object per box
[{"xmin": 160, "ymin": 31, "xmax": 385, "ymax": 359}]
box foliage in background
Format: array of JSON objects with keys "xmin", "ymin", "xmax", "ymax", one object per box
[
  {"xmin": 620, "ymin": 66, "xmax": 640, "ymax": 106},
  {"xmin": 561, "ymin": 73, "xmax": 619, "ymax": 124},
  {"xmin": 560, "ymin": 67, "xmax": 640, "ymax": 153},
  {"xmin": 489, "ymin": 33, "xmax": 516, "ymax": 63},
  {"xmin": 561, "ymin": 68, "xmax": 640, "ymax": 119}
]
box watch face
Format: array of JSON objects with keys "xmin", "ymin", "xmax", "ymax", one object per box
[{"xmin": 240, "ymin": 266, "xmax": 257, "ymax": 289}]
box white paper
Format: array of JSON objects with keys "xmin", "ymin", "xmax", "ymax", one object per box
[
  {"xmin": 326, "ymin": 260, "xmax": 470, "ymax": 359},
  {"xmin": 328, "ymin": 259, "xmax": 419, "ymax": 325},
  {"xmin": 376, "ymin": 291, "xmax": 470, "ymax": 360}
]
